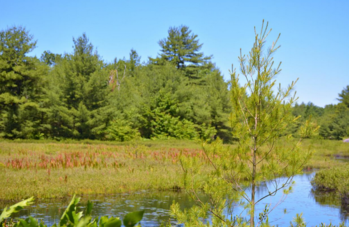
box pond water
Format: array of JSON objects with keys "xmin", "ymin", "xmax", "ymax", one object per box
[
  {"xmin": 2, "ymin": 172, "xmax": 348, "ymax": 226},
  {"xmin": 333, "ymin": 154, "xmax": 349, "ymax": 162}
]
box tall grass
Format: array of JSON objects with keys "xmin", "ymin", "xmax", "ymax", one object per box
[
  {"xmin": 1, "ymin": 138, "xmax": 347, "ymax": 201},
  {"xmin": 0, "ymin": 140, "xmax": 207, "ymax": 201}
]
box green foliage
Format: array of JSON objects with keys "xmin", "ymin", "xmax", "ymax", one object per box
[
  {"xmin": 171, "ymin": 21, "xmax": 313, "ymax": 227},
  {"xmin": 290, "ymin": 88, "xmax": 349, "ymax": 140},
  {"xmin": 44, "ymin": 33, "xmax": 109, "ymax": 139},
  {"xmin": 298, "ymin": 116, "xmax": 320, "ymax": 139},
  {"xmin": 1, "ymin": 196, "xmax": 144, "ymax": 227},
  {"xmin": 105, "ymin": 117, "xmax": 140, "ymax": 142},
  {"xmin": 289, "ymin": 213, "xmax": 306, "ymax": 227},
  {"xmin": 0, "ymin": 25, "xmax": 231, "ymax": 141},
  {"xmin": 149, "ymin": 25, "xmax": 212, "ymax": 80},
  {"xmin": 319, "ymin": 104, "xmax": 349, "ymax": 139},
  {"xmin": 0, "ymin": 26, "xmax": 48, "ymax": 138},
  {"xmin": 123, "ymin": 211, "xmax": 144, "ymax": 227},
  {"xmin": 312, "ymin": 167, "xmax": 349, "ymax": 196},
  {"xmin": 0, "ymin": 197, "xmax": 34, "ymax": 224},
  {"xmin": 337, "ymin": 85, "xmax": 349, "ymax": 108},
  {"xmin": 4, "ymin": 23, "xmax": 347, "ymax": 142},
  {"xmin": 40, "ymin": 51, "xmax": 62, "ymax": 66},
  {"xmin": 140, "ymin": 91, "xmax": 198, "ymax": 139}
]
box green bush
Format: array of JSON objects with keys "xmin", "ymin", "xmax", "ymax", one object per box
[{"xmin": 105, "ymin": 118, "xmax": 140, "ymax": 142}]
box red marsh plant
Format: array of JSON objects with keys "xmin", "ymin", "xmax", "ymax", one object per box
[{"xmin": 3, "ymin": 146, "xmax": 207, "ymax": 170}]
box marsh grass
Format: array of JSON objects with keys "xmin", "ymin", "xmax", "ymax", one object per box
[
  {"xmin": 0, "ymin": 138, "xmax": 347, "ymax": 201},
  {"xmin": 0, "ymin": 140, "xmax": 208, "ymax": 201},
  {"xmin": 303, "ymin": 138, "xmax": 349, "ymax": 169}
]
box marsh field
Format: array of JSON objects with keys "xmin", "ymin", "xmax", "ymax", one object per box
[
  {"xmin": 0, "ymin": 139, "xmax": 348, "ymax": 201},
  {"xmin": 1, "ymin": 139, "xmax": 349, "ymax": 226}
]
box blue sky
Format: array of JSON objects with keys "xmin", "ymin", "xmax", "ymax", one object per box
[{"xmin": 1, "ymin": 0, "xmax": 348, "ymax": 107}]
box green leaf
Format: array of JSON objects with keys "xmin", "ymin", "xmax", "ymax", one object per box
[
  {"xmin": 85, "ymin": 201, "xmax": 93, "ymax": 216},
  {"xmin": 59, "ymin": 195, "xmax": 81, "ymax": 226},
  {"xmin": 98, "ymin": 216, "xmax": 121, "ymax": 227},
  {"xmin": 104, "ymin": 218, "xmax": 122, "ymax": 227},
  {"xmin": 18, "ymin": 218, "xmax": 29, "ymax": 227},
  {"xmin": 123, "ymin": 211, "xmax": 144, "ymax": 227},
  {"xmin": 0, "ymin": 197, "xmax": 34, "ymax": 223},
  {"xmin": 76, "ymin": 215, "xmax": 92, "ymax": 227}
]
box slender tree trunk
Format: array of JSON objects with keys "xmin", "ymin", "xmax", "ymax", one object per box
[
  {"xmin": 251, "ymin": 148, "xmax": 256, "ymax": 227},
  {"xmin": 250, "ymin": 51, "xmax": 261, "ymax": 227}
]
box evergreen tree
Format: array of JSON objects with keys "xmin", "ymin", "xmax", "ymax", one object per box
[
  {"xmin": 0, "ymin": 26, "xmax": 48, "ymax": 138},
  {"xmin": 128, "ymin": 49, "xmax": 141, "ymax": 76},
  {"xmin": 338, "ymin": 85, "xmax": 349, "ymax": 108},
  {"xmin": 46, "ymin": 33, "xmax": 108, "ymax": 139},
  {"xmin": 228, "ymin": 22, "xmax": 314, "ymax": 225},
  {"xmin": 171, "ymin": 21, "xmax": 314, "ymax": 226},
  {"xmin": 40, "ymin": 50, "xmax": 62, "ymax": 66},
  {"xmin": 149, "ymin": 25, "xmax": 212, "ymax": 80},
  {"xmin": 319, "ymin": 104, "xmax": 349, "ymax": 140},
  {"xmin": 287, "ymin": 102, "xmax": 323, "ymax": 137}
]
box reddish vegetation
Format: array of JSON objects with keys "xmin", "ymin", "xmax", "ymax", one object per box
[{"xmin": 3, "ymin": 146, "xmax": 206, "ymax": 170}]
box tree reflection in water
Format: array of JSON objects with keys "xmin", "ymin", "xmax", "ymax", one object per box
[
  {"xmin": 0, "ymin": 191, "xmax": 208, "ymax": 227},
  {"xmin": 311, "ymin": 187, "xmax": 349, "ymax": 222},
  {"xmin": 2, "ymin": 173, "xmax": 349, "ymax": 226}
]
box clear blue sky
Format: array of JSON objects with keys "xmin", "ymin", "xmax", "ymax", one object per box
[{"xmin": 1, "ymin": 0, "xmax": 348, "ymax": 107}]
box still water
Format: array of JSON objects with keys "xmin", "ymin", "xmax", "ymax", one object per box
[{"xmin": 2, "ymin": 173, "xmax": 348, "ymax": 226}]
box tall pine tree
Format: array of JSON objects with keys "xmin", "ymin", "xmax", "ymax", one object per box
[
  {"xmin": 46, "ymin": 34, "xmax": 108, "ymax": 139},
  {"xmin": 0, "ymin": 26, "xmax": 48, "ymax": 138},
  {"xmin": 150, "ymin": 25, "xmax": 212, "ymax": 80}
]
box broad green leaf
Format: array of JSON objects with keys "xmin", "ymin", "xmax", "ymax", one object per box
[
  {"xmin": 123, "ymin": 211, "xmax": 144, "ymax": 227},
  {"xmin": 99, "ymin": 216, "xmax": 121, "ymax": 227},
  {"xmin": 59, "ymin": 195, "xmax": 81, "ymax": 226},
  {"xmin": 99, "ymin": 216, "xmax": 109, "ymax": 226},
  {"xmin": 76, "ymin": 215, "xmax": 92, "ymax": 227},
  {"xmin": 104, "ymin": 217, "xmax": 122, "ymax": 227},
  {"xmin": 18, "ymin": 218, "xmax": 29, "ymax": 227},
  {"xmin": 0, "ymin": 197, "xmax": 34, "ymax": 223}
]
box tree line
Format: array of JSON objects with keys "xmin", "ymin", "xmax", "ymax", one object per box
[{"xmin": 0, "ymin": 25, "xmax": 348, "ymax": 141}]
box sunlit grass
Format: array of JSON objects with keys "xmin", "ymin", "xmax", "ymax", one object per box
[
  {"xmin": 0, "ymin": 140, "xmax": 205, "ymax": 201},
  {"xmin": 1, "ymin": 138, "xmax": 348, "ymax": 201}
]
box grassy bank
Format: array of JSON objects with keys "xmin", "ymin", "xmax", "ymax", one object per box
[
  {"xmin": 312, "ymin": 167, "xmax": 349, "ymax": 209},
  {"xmin": 0, "ymin": 140, "xmax": 207, "ymax": 201},
  {"xmin": 1, "ymin": 138, "xmax": 348, "ymax": 201},
  {"xmin": 304, "ymin": 138, "xmax": 349, "ymax": 169},
  {"xmin": 312, "ymin": 167, "xmax": 349, "ymax": 193}
]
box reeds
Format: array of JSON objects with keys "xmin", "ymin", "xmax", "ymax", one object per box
[
  {"xmin": 0, "ymin": 139, "xmax": 347, "ymax": 201},
  {"xmin": 0, "ymin": 141, "xmax": 206, "ymax": 201}
]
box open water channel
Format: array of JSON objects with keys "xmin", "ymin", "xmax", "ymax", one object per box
[{"xmin": 2, "ymin": 172, "xmax": 349, "ymax": 226}]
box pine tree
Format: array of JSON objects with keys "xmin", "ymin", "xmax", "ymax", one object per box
[
  {"xmin": 40, "ymin": 50, "xmax": 62, "ymax": 66},
  {"xmin": 171, "ymin": 21, "xmax": 314, "ymax": 226},
  {"xmin": 150, "ymin": 25, "xmax": 212, "ymax": 80},
  {"xmin": 128, "ymin": 49, "xmax": 141, "ymax": 76},
  {"xmin": 338, "ymin": 85, "xmax": 349, "ymax": 108},
  {"xmin": 46, "ymin": 33, "xmax": 108, "ymax": 139},
  {"xmin": 0, "ymin": 26, "xmax": 48, "ymax": 138}
]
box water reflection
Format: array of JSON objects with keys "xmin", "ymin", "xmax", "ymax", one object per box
[
  {"xmin": 224, "ymin": 173, "xmax": 349, "ymax": 226},
  {"xmin": 1, "ymin": 191, "xmax": 206, "ymax": 227},
  {"xmin": 311, "ymin": 185, "xmax": 349, "ymax": 222},
  {"xmin": 333, "ymin": 155, "xmax": 349, "ymax": 162},
  {"xmin": 2, "ymin": 173, "xmax": 349, "ymax": 226}
]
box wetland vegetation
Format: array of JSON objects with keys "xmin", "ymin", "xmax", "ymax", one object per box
[
  {"xmin": 0, "ymin": 138, "xmax": 347, "ymax": 202},
  {"xmin": 1, "ymin": 18, "xmax": 349, "ymax": 226}
]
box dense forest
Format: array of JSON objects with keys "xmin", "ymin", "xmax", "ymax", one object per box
[{"xmin": 0, "ymin": 26, "xmax": 348, "ymax": 141}]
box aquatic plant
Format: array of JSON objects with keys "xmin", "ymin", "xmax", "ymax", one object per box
[{"xmin": 0, "ymin": 195, "xmax": 144, "ymax": 227}]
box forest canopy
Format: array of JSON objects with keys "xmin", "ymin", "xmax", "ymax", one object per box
[{"xmin": 0, "ymin": 25, "xmax": 348, "ymax": 141}]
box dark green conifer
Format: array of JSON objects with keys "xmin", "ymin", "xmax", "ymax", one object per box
[
  {"xmin": 0, "ymin": 26, "xmax": 48, "ymax": 138},
  {"xmin": 150, "ymin": 25, "xmax": 212, "ymax": 80}
]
